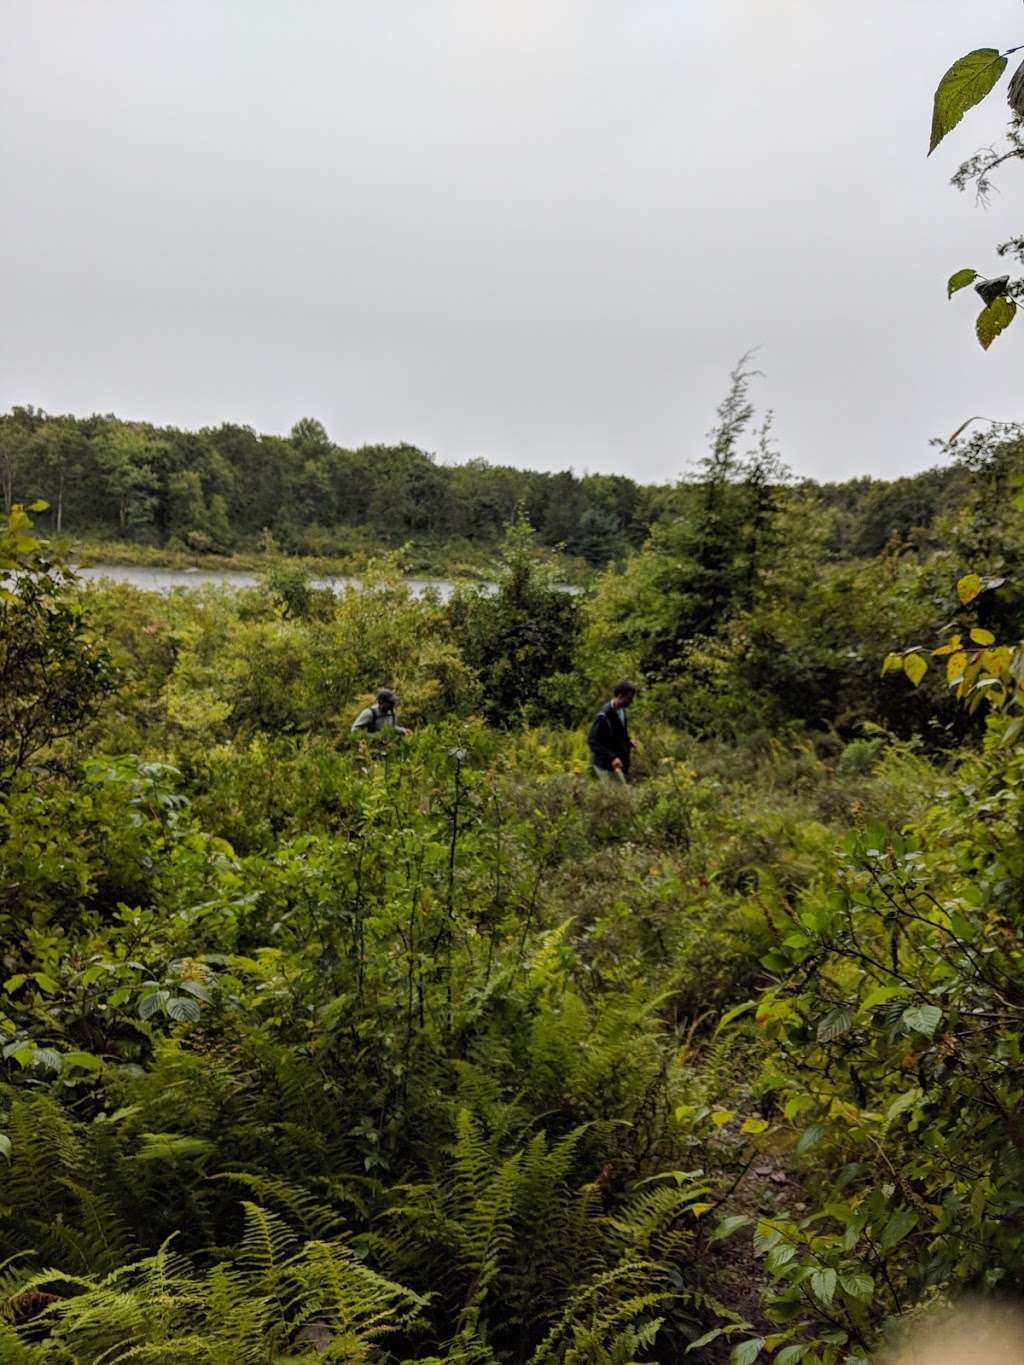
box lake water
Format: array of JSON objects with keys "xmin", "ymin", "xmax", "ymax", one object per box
[{"xmin": 75, "ymin": 563, "xmax": 466, "ymax": 600}]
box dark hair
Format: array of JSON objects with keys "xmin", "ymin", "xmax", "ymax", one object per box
[
  {"xmin": 613, "ymin": 680, "xmax": 637, "ymax": 699},
  {"xmin": 377, "ymin": 688, "xmax": 397, "ymax": 705}
]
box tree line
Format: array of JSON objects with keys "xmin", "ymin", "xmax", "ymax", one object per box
[{"xmin": 0, "ymin": 400, "xmax": 991, "ymax": 567}]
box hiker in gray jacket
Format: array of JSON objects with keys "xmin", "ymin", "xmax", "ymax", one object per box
[{"xmin": 351, "ymin": 688, "xmax": 411, "ymax": 737}]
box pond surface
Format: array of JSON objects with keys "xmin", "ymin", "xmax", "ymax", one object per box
[{"xmin": 75, "ymin": 563, "xmax": 466, "ymax": 600}]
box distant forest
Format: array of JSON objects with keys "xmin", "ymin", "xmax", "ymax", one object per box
[{"xmin": 0, "ymin": 403, "xmax": 980, "ymax": 564}]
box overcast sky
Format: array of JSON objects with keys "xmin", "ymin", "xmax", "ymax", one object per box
[{"xmin": 2, "ymin": 1, "xmax": 1021, "ymax": 484}]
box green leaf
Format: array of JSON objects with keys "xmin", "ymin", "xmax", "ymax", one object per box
[
  {"xmin": 710, "ymin": 1214, "xmax": 752, "ymax": 1243},
  {"xmin": 716, "ymin": 999, "xmax": 757, "ymax": 1033},
  {"xmin": 796, "ymin": 1123, "xmax": 827, "ymax": 1157},
  {"xmin": 776, "ymin": 1347, "xmax": 808, "ymax": 1365},
  {"xmin": 901, "ymin": 1004, "xmax": 941, "ymax": 1037},
  {"xmin": 810, "ymin": 1266, "xmax": 837, "ymax": 1306},
  {"xmin": 929, "ymin": 49, "xmax": 1008, "ymax": 154},
  {"xmin": 138, "ymin": 989, "xmax": 170, "ymax": 1020},
  {"xmin": 839, "ymin": 1271, "xmax": 874, "ymax": 1302},
  {"xmin": 730, "ymin": 1339, "xmax": 764, "ymax": 1365},
  {"xmin": 879, "ymin": 1207, "xmax": 918, "ymax": 1254},
  {"xmin": 0, "ymin": 1135, "xmax": 10, "ymax": 1161},
  {"xmin": 957, "ymin": 574, "xmax": 982, "ymax": 605},
  {"xmin": 687, "ymin": 1328, "xmax": 727, "ymax": 1353},
  {"xmin": 948, "ymin": 268, "xmax": 979, "ymax": 297},
  {"xmin": 904, "ymin": 653, "xmax": 928, "ymax": 686},
  {"xmin": 166, "ymin": 996, "xmax": 201, "ymax": 1023},
  {"xmin": 977, "ymin": 297, "xmax": 1017, "ymax": 350},
  {"xmin": 63, "ymin": 1051, "xmax": 103, "ymax": 1072},
  {"xmin": 766, "ymin": 1242, "xmax": 797, "ymax": 1274},
  {"xmin": 816, "ymin": 1006, "xmax": 853, "ymax": 1043}
]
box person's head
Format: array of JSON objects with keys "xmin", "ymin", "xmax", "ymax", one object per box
[
  {"xmin": 612, "ymin": 680, "xmax": 637, "ymax": 708},
  {"xmin": 376, "ymin": 687, "xmax": 397, "ymax": 714}
]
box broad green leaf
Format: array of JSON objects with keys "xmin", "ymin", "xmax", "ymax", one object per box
[
  {"xmin": 948, "ymin": 268, "xmax": 979, "ymax": 297},
  {"xmin": 730, "ymin": 1339, "xmax": 764, "ymax": 1365},
  {"xmin": 776, "ymin": 1347, "xmax": 809, "ymax": 1365},
  {"xmin": 879, "ymin": 1207, "xmax": 918, "ymax": 1254},
  {"xmin": 63, "ymin": 1051, "xmax": 103, "ymax": 1072},
  {"xmin": 816, "ymin": 1005, "xmax": 853, "ymax": 1043},
  {"xmin": 3, "ymin": 975, "xmax": 27, "ymax": 993},
  {"xmin": 839, "ymin": 1272, "xmax": 874, "ymax": 1302},
  {"xmin": 796, "ymin": 1122, "xmax": 827, "ymax": 1156},
  {"xmin": 904, "ymin": 654, "xmax": 928, "ymax": 686},
  {"xmin": 976, "ymin": 297, "xmax": 1017, "ymax": 350},
  {"xmin": 930, "ymin": 49, "xmax": 1008, "ymax": 154},
  {"xmin": 716, "ymin": 999, "xmax": 756, "ymax": 1033},
  {"xmin": 0, "ymin": 1135, "xmax": 10, "ymax": 1160},
  {"xmin": 766, "ymin": 1242, "xmax": 797, "ymax": 1274},
  {"xmin": 166, "ymin": 996, "xmax": 202, "ymax": 1023},
  {"xmin": 810, "ymin": 1267, "xmax": 837, "ymax": 1306},
  {"xmin": 859, "ymin": 984, "xmax": 910, "ymax": 1015},
  {"xmin": 687, "ymin": 1328, "xmax": 727, "ymax": 1352},
  {"xmin": 710, "ymin": 1214, "xmax": 752, "ymax": 1243},
  {"xmin": 902, "ymin": 1003, "xmax": 941, "ymax": 1037},
  {"xmin": 138, "ymin": 989, "xmax": 170, "ymax": 1020}
]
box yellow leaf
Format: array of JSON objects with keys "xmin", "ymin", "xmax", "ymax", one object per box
[
  {"xmin": 741, "ymin": 1117, "xmax": 770, "ymax": 1134},
  {"xmin": 690, "ymin": 1202, "xmax": 714, "ymax": 1217},
  {"xmin": 933, "ymin": 635, "xmax": 963, "ymax": 657},
  {"xmin": 881, "ymin": 653, "xmax": 904, "ymax": 677},
  {"xmin": 710, "ymin": 1109, "xmax": 735, "ymax": 1128},
  {"xmin": 957, "ymin": 574, "xmax": 982, "ymax": 604},
  {"xmin": 946, "ymin": 651, "xmax": 969, "ymax": 686},
  {"xmin": 904, "ymin": 654, "xmax": 928, "ymax": 686},
  {"xmin": 970, "ymin": 628, "xmax": 996, "ymax": 646}
]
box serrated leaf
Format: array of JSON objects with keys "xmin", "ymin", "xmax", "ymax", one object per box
[
  {"xmin": 977, "ymin": 297, "xmax": 1017, "ymax": 350},
  {"xmin": 177, "ymin": 979, "xmax": 213, "ymax": 1003},
  {"xmin": 948, "ymin": 268, "xmax": 979, "ymax": 297},
  {"xmin": 1010, "ymin": 57, "xmax": 1024, "ymax": 117},
  {"xmin": 767, "ymin": 1242, "xmax": 797, "ymax": 1273},
  {"xmin": 796, "ymin": 1122, "xmax": 826, "ymax": 1157},
  {"xmin": 63, "ymin": 1051, "xmax": 103, "ymax": 1072},
  {"xmin": 840, "ymin": 1271, "xmax": 874, "ymax": 1302},
  {"xmin": 716, "ymin": 999, "xmax": 756, "ymax": 1033},
  {"xmin": 166, "ymin": 996, "xmax": 201, "ymax": 1023},
  {"xmin": 138, "ymin": 989, "xmax": 170, "ymax": 1020},
  {"xmin": 930, "ymin": 49, "xmax": 1008, "ymax": 154},
  {"xmin": 904, "ymin": 654, "xmax": 928, "ymax": 686},
  {"xmin": 879, "ymin": 1207, "xmax": 918, "ymax": 1254},
  {"xmin": 970, "ymin": 627, "xmax": 996, "ymax": 646},
  {"xmin": 902, "ymin": 1003, "xmax": 941, "ymax": 1037},
  {"xmin": 730, "ymin": 1339, "xmax": 764, "ymax": 1365},
  {"xmin": 776, "ymin": 1347, "xmax": 808, "ymax": 1365},
  {"xmin": 816, "ymin": 1005, "xmax": 853, "ymax": 1043},
  {"xmin": 811, "ymin": 1266, "xmax": 837, "ymax": 1306},
  {"xmin": 710, "ymin": 1214, "xmax": 751, "ymax": 1243}
]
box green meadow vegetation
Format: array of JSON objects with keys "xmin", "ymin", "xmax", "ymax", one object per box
[
  {"xmin": 1, "ymin": 19, "xmax": 1024, "ymax": 1362},
  {"xmin": 4, "ymin": 366, "xmax": 1024, "ymax": 1363}
]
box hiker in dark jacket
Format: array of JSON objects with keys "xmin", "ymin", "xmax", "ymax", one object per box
[
  {"xmin": 587, "ymin": 680, "xmax": 638, "ymax": 782},
  {"xmin": 351, "ymin": 688, "xmax": 411, "ymax": 737}
]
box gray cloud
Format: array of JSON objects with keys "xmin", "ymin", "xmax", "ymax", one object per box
[{"xmin": 1, "ymin": 0, "xmax": 1020, "ymax": 482}]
